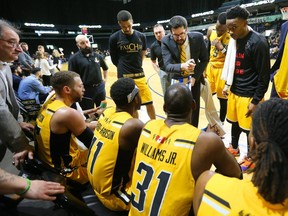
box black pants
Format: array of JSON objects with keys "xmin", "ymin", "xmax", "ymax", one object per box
[
  {"xmin": 42, "ymin": 75, "xmax": 51, "ymax": 86},
  {"xmin": 84, "ymin": 82, "xmax": 106, "ymax": 107},
  {"xmin": 191, "ymin": 80, "xmax": 201, "ymax": 127}
]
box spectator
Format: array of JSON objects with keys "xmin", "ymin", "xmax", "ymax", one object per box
[
  {"xmin": 18, "ymin": 42, "xmax": 34, "ymax": 76},
  {"xmin": 10, "ymin": 63, "xmax": 23, "ymax": 92},
  {"xmin": 18, "ymin": 67, "xmax": 52, "ymax": 104},
  {"xmin": 52, "ymin": 49, "xmax": 62, "ymax": 71}
]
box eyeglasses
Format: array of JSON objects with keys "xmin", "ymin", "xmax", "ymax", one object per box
[
  {"xmin": 0, "ymin": 38, "xmax": 21, "ymax": 48},
  {"xmin": 172, "ymin": 31, "xmax": 186, "ymax": 39}
]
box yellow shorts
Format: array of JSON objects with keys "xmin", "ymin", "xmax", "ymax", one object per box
[
  {"xmin": 96, "ymin": 188, "xmax": 131, "ymax": 211},
  {"xmin": 206, "ymin": 62, "xmax": 226, "ymax": 99},
  {"xmin": 133, "ymin": 76, "xmax": 153, "ymax": 105},
  {"xmin": 226, "ymin": 92, "xmax": 252, "ymax": 131},
  {"xmin": 66, "ymin": 150, "xmax": 89, "ymax": 184}
]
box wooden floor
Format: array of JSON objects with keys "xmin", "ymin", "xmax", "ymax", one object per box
[
  {"xmin": 62, "ymin": 57, "xmax": 273, "ymax": 147},
  {"xmin": 4, "ymin": 57, "xmax": 270, "ymax": 181},
  {"xmin": 89, "ymin": 56, "xmax": 273, "ymax": 180}
]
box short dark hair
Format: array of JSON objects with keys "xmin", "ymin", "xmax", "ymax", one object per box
[
  {"xmin": 168, "ymin": 15, "xmax": 188, "ymax": 30},
  {"xmin": 0, "ymin": 19, "xmax": 20, "ymax": 38},
  {"xmin": 217, "ymin": 12, "xmax": 227, "ymax": 25},
  {"xmin": 10, "ymin": 63, "xmax": 20, "ymax": 72},
  {"xmin": 110, "ymin": 78, "xmax": 138, "ymax": 107},
  {"xmin": 164, "ymin": 83, "xmax": 193, "ymax": 117},
  {"xmin": 117, "ymin": 10, "xmax": 132, "ymax": 22},
  {"xmin": 226, "ymin": 5, "xmax": 250, "ymax": 20},
  {"xmin": 153, "ymin": 23, "xmax": 164, "ymax": 29},
  {"xmin": 51, "ymin": 71, "xmax": 80, "ymax": 94},
  {"xmin": 31, "ymin": 67, "xmax": 41, "ymax": 75}
]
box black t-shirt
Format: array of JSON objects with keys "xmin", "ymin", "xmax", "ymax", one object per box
[
  {"xmin": 231, "ymin": 31, "xmax": 270, "ymax": 104},
  {"xmin": 150, "ymin": 40, "xmax": 164, "ymax": 70},
  {"xmin": 68, "ymin": 51, "xmax": 108, "ymax": 85},
  {"xmin": 109, "ymin": 30, "xmax": 147, "ymax": 78}
]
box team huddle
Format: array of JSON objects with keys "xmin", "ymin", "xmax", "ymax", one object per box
[{"xmin": 0, "ymin": 4, "xmax": 287, "ymax": 216}]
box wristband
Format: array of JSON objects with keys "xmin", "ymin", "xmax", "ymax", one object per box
[
  {"xmin": 221, "ymin": 47, "xmax": 227, "ymax": 54},
  {"xmin": 17, "ymin": 178, "xmax": 31, "ymax": 196}
]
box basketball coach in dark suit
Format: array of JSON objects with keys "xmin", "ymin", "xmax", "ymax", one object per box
[{"xmin": 162, "ymin": 15, "xmax": 208, "ymax": 127}]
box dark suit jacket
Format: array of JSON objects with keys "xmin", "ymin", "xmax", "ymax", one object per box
[
  {"xmin": 0, "ymin": 63, "xmax": 28, "ymax": 161},
  {"xmin": 161, "ymin": 31, "xmax": 209, "ymax": 81}
]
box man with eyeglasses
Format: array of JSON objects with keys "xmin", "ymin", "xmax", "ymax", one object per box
[
  {"xmin": 0, "ymin": 19, "xmax": 34, "ymax": 163},
  {"xmin": 0, "ymin": 19, "xmax": 65, "ymax": 214},
  {"xmin": 162, "ymin": 15, "xmax": 209, "ymax": 128},
  {"xmin": 109, "ymin": 10, "xmax": 156, "ymax": 120}
]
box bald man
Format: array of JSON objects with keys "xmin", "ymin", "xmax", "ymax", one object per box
[
  {"xmin": 129, "ymin": 83, "xmax": 242, "ymax": 216},
  {"xmin": 68, "ymin": 35, "xmax": 108, "ymax": 107}
]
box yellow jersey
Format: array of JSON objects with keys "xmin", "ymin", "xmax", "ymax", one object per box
[
  {"xmin": 87, "ymin": 107, "xmax": 134, "ymax": 211},
  {"xmin": 35, "ymin": 100, "xmax": 88, "ymax": 184},
  {"xmin": 209, "ymin": 28, "xmax": 230, "ymax": 68},
  {"xmin": 129, "ymin": 119, "xmax": 201, "ymax": 216},
  {"xmin": 198, "ymin": 173, "xmax": 288, "ymax": 215},
  {"xmin": 274, "ymin": 34, "xmax": 288, "ymax": 99}
]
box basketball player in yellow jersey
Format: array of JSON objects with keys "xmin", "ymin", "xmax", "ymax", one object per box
[
  {"xmin": 206, "ymin": 12, "xmax": 230, "ymax": 123},
  {"xmin": 87, "ymin": 78, "xmax": 144, "ymax": 212},
  {"xmin": 129, "ymin": 83, "xmax": 242, "ymax": 216},
  {"xmin": 194, "ymin": 98, "xmax": 288, "ymax": 216},
  {"xmin": 35, "ymin": 71, "xmax": 94, "ymax": 184}
]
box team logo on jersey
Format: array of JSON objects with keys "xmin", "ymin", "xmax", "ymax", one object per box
[
  {"xmin": 94, "ymin": 57, "xmax": 99, "ymax": 63},
  {"xmin": 155, "ymin": 135, "xmax": 166, "ymax": 144}
]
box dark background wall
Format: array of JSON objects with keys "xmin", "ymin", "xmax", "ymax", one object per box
[{"xmin": 1, "ymin": 0, "xmax": 225, "ymax": 56}]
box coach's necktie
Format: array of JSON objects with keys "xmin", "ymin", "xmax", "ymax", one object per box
[{"xmin": 180, "ymin": 44, "xmax": 189, "ymax": 76}]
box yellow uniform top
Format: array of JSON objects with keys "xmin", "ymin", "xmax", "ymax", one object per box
[
  {"xmin": 274, "ymin": 34, "xmax": 288, "ymax": 99},
  {"xmin": 35, "ymin": 100, "xmax": 88, "ymax": 184},
  {"xmin": 129, "ymin": 119, "xmax": 201, "ymax": 216},
  {"xmin": 198, "ymin": 173, "xmax": 288, "ymax": 216},
  {"xmin": 87, "ymin": 107, "xmax": 134, "ymax": 209},
  {"xmin": 209, "ymin": 28, "xmax": 230, "ymax": 68}
]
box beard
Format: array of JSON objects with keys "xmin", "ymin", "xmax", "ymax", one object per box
[{"xmin": 80, "ymin": 47, "xmax": 93, "ymax": 55}]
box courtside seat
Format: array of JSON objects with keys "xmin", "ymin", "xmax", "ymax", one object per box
[{"xmin": 16, "ymin": 97, "xmax": 41, "ymax": 122}]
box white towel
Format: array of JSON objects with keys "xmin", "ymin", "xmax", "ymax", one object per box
[
  {"xmin": 221, "ymin": 26, "xmax": 253, "ymax": 89},
  {"xmin": 221, "ymin": 38, "xmax": 236, "ymax": 87}
]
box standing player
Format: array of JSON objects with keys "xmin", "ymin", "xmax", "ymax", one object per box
[
  {"xmin": 222, "ymin": 6, "xmax": 270, "ymax": 169},
  {"xmin": 206, "ymin": 12, "xmax": 230, "ymax": 123},
  {"xmin": 109, "ymin": 10, "xmax": 156, "ymax": 120}
]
